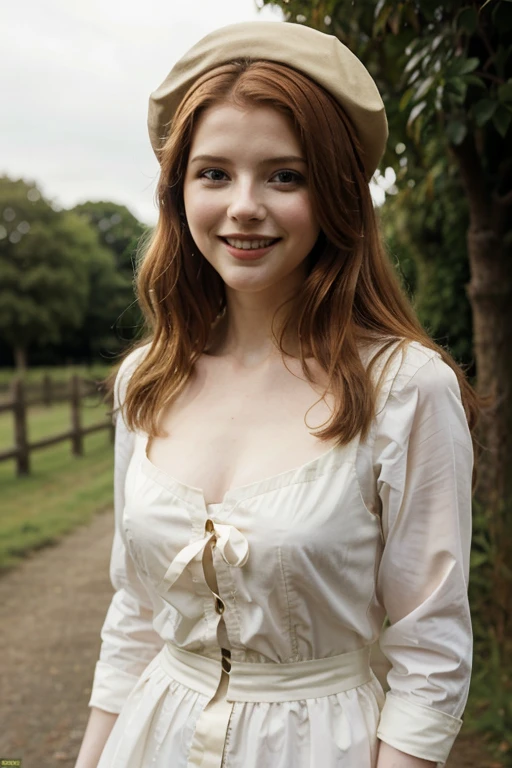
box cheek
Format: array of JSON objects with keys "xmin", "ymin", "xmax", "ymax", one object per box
[
  {"xmin": 184, "ymin": 188, "xmax": 220, "ymax": 236},
  {"xmin": 276, "ymin": 193, "xmax": 318, "ymax": 238}
]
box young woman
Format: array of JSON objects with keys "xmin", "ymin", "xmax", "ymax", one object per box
[{"xmin": 75, "ymin": 20, "xmax": 482, "ymax": 768}]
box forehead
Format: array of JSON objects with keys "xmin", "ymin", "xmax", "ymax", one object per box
[{"xmin": 189, "ymin": 102, "xmax": 302, "ymax": 155}]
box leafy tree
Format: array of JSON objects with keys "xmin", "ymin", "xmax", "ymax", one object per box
[
  {"xmin": 258, "ymin": 0, "xmax": 512, "ymax": 515},
  {"xmin": 0, "ymin": 177, "xmax": 92, "ymax": 370},
  {"xmin": 257, "ymin": 1, "xmax": 512, "ymax": 745},
  {"xmin": 72, "ymin": 201, "xmax": 149, "ymax": 347},
  {"xmin": 378, "ymin": 140, "xmax": 473, "ymax": 365},
  {"xmin": 0, "ymin": 177, "xmax": 137, "ymax": 369},
  {"xmin": 71, "ymin": 200, "xmax": 147, "ymax": 275},
  {"xmin": 55, "ymin": 233, "xmax": 130, "ymax": 364}
]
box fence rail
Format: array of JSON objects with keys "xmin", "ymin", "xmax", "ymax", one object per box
[
  {"xmin": 0, "ymin": 375, "xmax": 114, "ymax": 476},
  {"xmin": 0, "ymin": 374, "xmax": 103, "ymax": 407}
]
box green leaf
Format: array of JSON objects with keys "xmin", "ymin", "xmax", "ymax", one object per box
[
  {"xmin": 446, "ymin": 120, "xmax": 468, "ymax": 145},
  {"xmin": 405, "ymin": 38, "xmax": 421, "ymax": 56},
  {"xmin": 473, "ymin": 98, "xmax": 498, "ymax": 126},
  {"xmin": 404, "ymin": 47, "xmax": 429, "ymax": 75},
  {"xmin": 449, "ymin": 56, "xmax": 480, "ymax": 76},
  {"xmin": 498, "ymin": 80, "xmax": 512, "ymax": 103},
  {"xmin": 445, "ymin": 77, "xmax": 468, "ymax": 102},
  {"xmin": 407, "ymin": 69, "xmax": 421, "ymax": 86},
  {"xmin": 460, "ymin": 57, "xmax": 480, "ymax": 75},
  {"xmin": 431, "ymin": 34, "xmax": 443, "ymax": 53},
  {"xmin": 472, "ymin": 532, "xmax": 492, "ymax": 553},
  {"xmin": 413, "ymin": 75, "xmax": 435, "ymax": 101},
  {"xmin": 407, "ymin": 100, "xmax": 427, "ymax": 126},
  {"xmin": 464, "ymin": 75, "xmax": 486, "ymax": 89},
  {"xmin": 471, "ymin": 551, "xmax": 490, "ymax": 568},
  {"xmin": 374, "ymin": 5, "xmax": 393, "ymax": 32},
  {"xmin": 399, "ymin": 87, "xmax": 415, "ymax": 112},
  {"xmin": 374, "ymin": 0, "xmax": 386, "ymax": 18},
  {"xmin": 457, "ymin": 7, "xmax": 478, "ymax": 33},
  {"xmin": 493, "ymin": 105, "xmax": 512, "ymax": 137}
]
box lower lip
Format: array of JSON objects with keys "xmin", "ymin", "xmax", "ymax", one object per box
[{"xmin": 220, "ymin": 239, "xmax": 280, "ymax": 260}]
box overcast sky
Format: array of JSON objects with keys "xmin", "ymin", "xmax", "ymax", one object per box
[
  {"xmin": 3, "ymin": 1, "xmax": 390, "ymax": 226},
  {"xmin": 3, "ymin": 1, "xmax": 286, "ymax": 225}
]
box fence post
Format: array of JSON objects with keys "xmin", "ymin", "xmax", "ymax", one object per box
[
  {"xmin": 12, "ymin": 378, "xmax": 30, "ymax": 476},
  {"xmin": 42, "ymin": 373, "xmax": 53, "ymax": 406},
  {"xmin": 71, "ymin": 375, "xmax": 83, "ymax": 457}
]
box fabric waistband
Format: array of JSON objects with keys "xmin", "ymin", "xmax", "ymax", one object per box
[{"xmin": 159, "ymin": 643, "xmax": 373, "ymax": 703}]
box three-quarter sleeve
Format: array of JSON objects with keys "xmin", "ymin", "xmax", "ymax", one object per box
[
  {"xmin": 88, "ymin": 344, "xmax": 164, "ymax": 714},
  {"xmin": 373, "ymin": 351, "xmax": 474, "ymax": 766}
]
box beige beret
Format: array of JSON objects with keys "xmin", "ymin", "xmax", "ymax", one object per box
[{"xmin": 148, "ymin": 21, "xmax": 388, "ymax": 180}]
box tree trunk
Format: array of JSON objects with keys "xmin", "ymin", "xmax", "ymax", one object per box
[
  {"xmin": 14, "ymin": 346, "xmax": 27, "ymax": 373},
  {"xmin": 465, "ymin": 228, "xmax": 512, "ymax": 506},
  {"xmin": 451, "ymin": 133, "xmax": 512, "ymax": 646}
]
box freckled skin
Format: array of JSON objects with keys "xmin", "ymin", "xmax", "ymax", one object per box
[{"xmin": 183, "ymin": 103, "xmax": 320, "ymax": 298}]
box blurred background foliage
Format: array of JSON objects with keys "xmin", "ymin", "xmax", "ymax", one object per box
[
  {"xmin": 378, "ymin": 142, "xmax": 472, "ymax": 364},
  {"xmin": 255, "ymin": 0, "xmax": 512, "ymax": 761},
  {"xmin": 0, "ymin": 177, "xmax": 148, "ymax": 369}
]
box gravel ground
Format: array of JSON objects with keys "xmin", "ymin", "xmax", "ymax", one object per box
[{"xmin": 0, "ymin": 511, "xmax": 501, "ymax": 767}]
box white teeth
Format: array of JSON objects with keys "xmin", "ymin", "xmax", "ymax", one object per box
[{"xmin": 225, "ymin": 237, "xmax": 276, "ymax": 250}]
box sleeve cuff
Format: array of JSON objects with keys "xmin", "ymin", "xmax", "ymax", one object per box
[
  {"xmin": 87, "ymin": 660, "xmax": 142, "ymax": 714},
  {"xmin": 376, "ymin": 691, "xmax": 463, "ymax": 765}
]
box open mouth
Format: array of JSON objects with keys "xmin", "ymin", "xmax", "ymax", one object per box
[{"xmin": 219, "ymin": 237, "xmax": 281, "ymax": 251}]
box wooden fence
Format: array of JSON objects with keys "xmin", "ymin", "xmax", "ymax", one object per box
[
  {"xmin": 0, "ymin": 375, "xmax": 114, "ymax": 476},
  {"xmin": 0, "ymin": 373, "xmax": 104, "ymax": 404}
]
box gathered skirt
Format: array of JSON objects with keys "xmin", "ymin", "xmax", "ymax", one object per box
[{"xmin": 97, "ymin": 643, "xmax": 386, "ymax": 768}]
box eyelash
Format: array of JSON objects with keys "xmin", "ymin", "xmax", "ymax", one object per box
[{"xmin": 199, "ymin": 169, "xmax": 303, "ymax": 185}]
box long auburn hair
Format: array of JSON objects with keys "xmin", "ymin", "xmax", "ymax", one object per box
[{"xmin": 107, "ymin": 58, "xmax": 490, "ymax": 492}]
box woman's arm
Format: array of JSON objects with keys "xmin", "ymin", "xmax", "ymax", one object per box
[
  {"xmin": 371, "ymin": 348, "xmax": 473, "ymax": 765},
  {"xmin": 74, "ymin": 708, "xmax": 118, "ymax": 768},
  {"xmin": 377, "ymin": 740, "xmax": 436, "ymax": 768},
  {"xmin": 76, "ymin": 345, "xmax": 162, "ymax": 764}
]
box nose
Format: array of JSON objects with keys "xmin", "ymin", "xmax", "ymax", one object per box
[{"xmin": 226, "ymin": 179, "xmax": 266, "ymax": 222}]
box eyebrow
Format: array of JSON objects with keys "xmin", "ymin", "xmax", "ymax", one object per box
[{"xmin": 189, "ymin": 154, "xmax": 307, "ymax": 165}]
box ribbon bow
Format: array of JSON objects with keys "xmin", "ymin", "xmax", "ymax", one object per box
[{"xmin": 160, "ymin": 519, "xmax": 249, "ymax": 590}]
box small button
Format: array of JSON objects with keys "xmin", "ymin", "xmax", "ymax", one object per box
[
  {"xmin": 214, "ymin": 596, "xmax": 225, "ymax": 615},
  {"xmin": 205, "ymin": 518, "xmax": 215, "ymax": 533}
]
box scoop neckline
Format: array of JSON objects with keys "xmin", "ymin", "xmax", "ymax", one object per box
[{"xmin": 138, "ymin": 431, "xmax": 355, "ymax": 509}]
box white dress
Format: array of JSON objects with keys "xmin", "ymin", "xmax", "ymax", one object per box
[{"xmin": 88, "ymin": 339, "xmax": 473, "ymax": 768}]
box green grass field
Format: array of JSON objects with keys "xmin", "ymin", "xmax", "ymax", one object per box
[{"xmin": 0, "ymin": 395, "xmax": 115, "ymax": 572}]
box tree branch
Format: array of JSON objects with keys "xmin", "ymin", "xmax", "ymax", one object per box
[
  {"xmin": 477, "ymin": 12, "xmax": 496, "ymax": 71},
  {"xmin": 474, "ymin": 70, "xmax": 506, "ymax": 85}
]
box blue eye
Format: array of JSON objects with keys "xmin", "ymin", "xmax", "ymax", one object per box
[{"xmin": 200, "ymin": 169, "xmax": 227, "ymax": 182}]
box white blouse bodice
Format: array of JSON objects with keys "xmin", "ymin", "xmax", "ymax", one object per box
[{"xmin": 88, "ymin": 338, "xmax": 473, "ymax": 766}]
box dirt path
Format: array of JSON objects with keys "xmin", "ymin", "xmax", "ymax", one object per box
[{"xmin": 0, "ymin": 511, "xmax": 500, "ymax": 767}]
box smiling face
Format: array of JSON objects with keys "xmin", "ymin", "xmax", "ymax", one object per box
[{"xmin": 183, "ymin": 102, "xmax": 321, "ymax": 295}]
